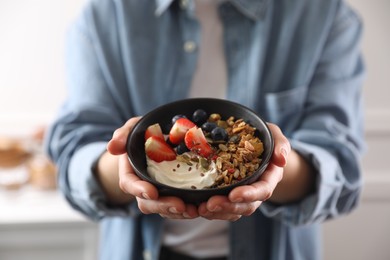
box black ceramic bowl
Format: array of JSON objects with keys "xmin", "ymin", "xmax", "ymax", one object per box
[{"xmin": 126, "ymin": 98, "xmax": 274, "ymax": 204}]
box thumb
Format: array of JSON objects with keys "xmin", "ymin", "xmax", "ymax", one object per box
[
  {"xmin": 267, "ymin": 123, "xmax": 290, "ymax": 167},
  {"xmin": 107, "ymin": 129, "xmax": 128, "ymax": 155},
  {"xmin": 107, "ymin": 117, "xmax": 142, "ymax": 155}
]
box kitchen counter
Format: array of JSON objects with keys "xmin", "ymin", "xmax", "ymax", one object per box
[
  {"xmin": 0, "ymin": 185, "xmax": 98, "ymax": 260},
  {"xmin": 0, "ymin": 186, "xmax": 88, "ymax": 225}
]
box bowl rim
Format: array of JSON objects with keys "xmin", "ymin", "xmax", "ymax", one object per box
[{"xmin": 126, "ymin": 98, "xmax": 274, "ymax": 192}]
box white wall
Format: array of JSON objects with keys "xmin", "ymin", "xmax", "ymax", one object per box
[
  {"xmin": 323, "ymin": 1, "xmax": 390, "ymax": 260},
  {"xmin": 0, "ymin": 0, "xmax": 389, "ymax": 259},
  {"xmin": 0, "ymin": 0, "xmax": 86, "ymax": 135}
]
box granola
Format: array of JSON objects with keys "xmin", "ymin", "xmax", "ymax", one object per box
[{"xmin": 206, "ymin": 115, "xmax": 264, "ymax": 188}]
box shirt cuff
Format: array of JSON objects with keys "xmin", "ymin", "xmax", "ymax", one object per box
[
  {"xmin": 68, "ymin": 142, "xmax": 140, "ymax": 220},
  {"xmin": 260, "ymin": 139, "xmax": 346, "ymax": 226}
]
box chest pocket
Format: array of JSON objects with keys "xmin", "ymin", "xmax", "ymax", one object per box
[{"xmin": 260, "ymin": 86, "xmax": 308, "ymax": 135}]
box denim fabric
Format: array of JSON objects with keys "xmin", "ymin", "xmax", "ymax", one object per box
[{"xmin": 45, "ymin": 0, "xmax": 365, "ymax": 259}]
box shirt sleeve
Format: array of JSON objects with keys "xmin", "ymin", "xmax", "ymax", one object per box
[
  {"xmin": 44, "ymin": 6, "xmax": 141, "ymax": 221},
  {"xmin": 260, "ymin": 1, "xmax": 365, "ymax": 226}
]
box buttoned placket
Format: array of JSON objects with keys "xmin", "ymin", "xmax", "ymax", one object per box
[
  {"xmin": 179, "ymin": 0, "xmax": 189, "ymax": 10},
  {"xmin": 179, "ymin": 0, "xmax": 198, "ymax": 54},
  {"xmin": 218, "ymin": 2, "xmax": 264, "ymax": 109},
  {"xmin": 171, "ymin": 0, "xmax": 200, "ymax": 96}
]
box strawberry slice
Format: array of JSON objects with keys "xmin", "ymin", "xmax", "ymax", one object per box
[
  {"xmin": 169, "ymin": 118, "xmax": 196, "ymax": 145},
  {"xmin": 145, "ymin": 123, "xmax": 164, "ymax": 141},
  {"xmin": 184, "ymin": 127, "xmax": 214, "ymax": 158},
  {"xmin": 145, "ymin": 136, "xmax": 176, "ymax": 162}
]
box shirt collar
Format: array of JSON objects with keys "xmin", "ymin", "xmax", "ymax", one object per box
[{"xmin": 155, "ymin": 0, "xmax": 269, "ymax": 20}]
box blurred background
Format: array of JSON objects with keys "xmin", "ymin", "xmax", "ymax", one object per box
[{"xmin": 0, "ymin": 0, "xmax": 389, "ymax": 259}]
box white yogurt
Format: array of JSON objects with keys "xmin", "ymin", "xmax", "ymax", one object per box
[{"xmin": 146, "ymin": 153, "xmax": 217, "ymax": 189}]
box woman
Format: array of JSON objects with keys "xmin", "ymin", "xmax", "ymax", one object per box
[{"xmin": 46, "ymin": 0, "xmax": 365, "ymax": 259}]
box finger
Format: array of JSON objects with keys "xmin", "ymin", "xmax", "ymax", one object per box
[
  {"xmin": 202, "ymin": 204, "xmax": 261, "ymax": 219},
  {"xmin": 267, "ymin": 123, "xmax": 291, "ymax": 167},
  {"xmin": 137, "ymin": 196, "xmax": 186, "ymax": 216},
  {"xmin": 158, "ymin": 202, "xmax": 199, "ymax": 219},
  {"xmin": 204, "ymin": 195, "xmax": 229, "ymax": 213},
  {"xmin": 199, "ymin": 202, "xmax": 243, "ymax": 221},
  {"xmin": 204, "ymin": 196, "xmax": 262, "ymax": 216},
  {"xmin": 198, "ymin": 201, "xmax": 238, "ymax": 221},
  {"xmin": 229, "ymin": 164, "xmax": 283, "ymax": 202},
  {"xmin": 118, "ymin": 154, "xmax": 158, "ymax": 200},
  {"xmin": 184, "ymin": 203, "xmax": 199, "ymax": 218},
  {"xmin": 201, "ymin": 213, "xmax": 242, "ymax": 222},
  {"xmin": 107, "ymin": 116, "xmax": 141, "ymax": 155}
]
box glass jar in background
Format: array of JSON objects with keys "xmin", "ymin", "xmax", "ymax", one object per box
[
  {"xmin": 0, "ymin": 136, "xmax": 31, "ymax": 190},
  {"xmin": 26, "ymin": 126, "xmax": 57, "ymax": 190},
  {"xmin": 0, "ymin": 126, "xmax": 57, "ymax": 191}
]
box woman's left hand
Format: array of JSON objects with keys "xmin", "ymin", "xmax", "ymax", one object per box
[{"xmin": 198, "ymin": 123, "xmax": 290, "ymax": 221}]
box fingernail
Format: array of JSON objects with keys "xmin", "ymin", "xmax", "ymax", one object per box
[
  {"xmin": 112, "ymin": 129, "xmax": 126, "ymax": 142},
  {"xmin": 142, "ymin": 192, "xmax": 150, "ymax": 200},
  {"xmin": 169, "ymin": 207, "xmax": 178, "ymax": 214},
  {"xmin": 183, "ymin": 212, "xmax": 191, "ymax": 218},
  {"xmin": 211, "ymin": 206, "xmax": 222, "ymax": 212},
  {"xmin": 231, "ymin": 197, "xmax": 243, "ymax": 203},
  {"xmin": 280, "ymin": 147, "xmax": 289, "ymax": 167},
  {"xmin": 112, "ymin": 129, "xmax": 120, "ymax": 138},
  {"xmin": 281, "ymin": 147, "xmax": 287, "ymax": 162}
]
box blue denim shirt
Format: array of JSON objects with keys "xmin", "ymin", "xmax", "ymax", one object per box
[{"xmin": 45, "ymin": 0, "xmax": 365, "ymax": 259}]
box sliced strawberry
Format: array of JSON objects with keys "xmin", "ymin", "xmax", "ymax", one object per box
[
  {"xmin": 145, "ymin": 136, "xmax": 176, "ymax": 162},
  {"xmin": 169, "ymin": 118, "xmax": 196, "ymax": 145},
  {"xmin": 184, "ymin": 127, "xmax": 214, "ymax": 158},
  {"xmin": 145, "ymin": 123, "xmax": 164, "ymax": 141}
]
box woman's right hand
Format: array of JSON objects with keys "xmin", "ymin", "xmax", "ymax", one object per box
[{"xmin": 104, "ymin": 117, "xmax": 199, "ymax": 219}]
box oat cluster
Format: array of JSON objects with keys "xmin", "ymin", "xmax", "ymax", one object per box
[{"xmin": 208, "ymin": 115, "xmax": 264, "ymax": 188}]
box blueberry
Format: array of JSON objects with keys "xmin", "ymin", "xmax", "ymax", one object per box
[
  {"xmin": 165, "ymin": 137, "xmax": 177, "ymax": 147},
  {"xmin": 171, "ymin": 114, "xmax": 187, "ymax": 124},
  {"xmin": 201, "ymin": 122, "xmax": 217, "ymax": 133},
  {"xmin": 176, "ymin": 142, "xmax": 190, "ymax": 154},
  {"xmin": 192, "ymin": 109, "xmax": 208, "ymax": 125},
  {"xmin": 211, "ymin": 127, "xmax": 228, "ymax": 141}
]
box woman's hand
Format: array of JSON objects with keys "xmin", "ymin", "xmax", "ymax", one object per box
[
  {"xmin": 105, "ymin": 117, "xmax": 199, "ymax": 219},
  {"xmin": 94, "ymin": 117, "xmax": 142, "ymax": 205},
  {"xmin": 198, "ymin": 123, "xmax": 290, "ymax": 221},
  {"xmin": 101, "ymin": 119, "xmax": 313, "ymax": 220}
]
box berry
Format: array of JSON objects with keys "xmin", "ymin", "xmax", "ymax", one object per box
[
  {"xmin": 145, "ymin": 136, "xmax": 176, "ymax": 162},
  {"xmin": 176, "ymin": 141, "xmax": 190, "ymax": 155},
  {"xmin": 211, "ymin": 127, "xmax": 228, "ymax": 141},
  {"xmin": 192, "ymin": 109, "xmax": 208, "ymax": 125},
  {"xmin": 169, "ymin": 118, "xmax": 196, "ymax": 145},
  {"xmin": 201, "ymin": 122, "xmax": 217, "ymax": 133},
  {"xmin": 165, "ymin": 136, "xmax": 176, "ymax": 147},
  {"xmin": 171, "ymin": 114, "xmax": 187, "ymax": 125},
  {"xmin": 184, "ymin": 127, "xmax": 214, "ymax": 158},
  {"xmin": 144, "ymin": 123, "xmax": 164, "ymax": 141}
]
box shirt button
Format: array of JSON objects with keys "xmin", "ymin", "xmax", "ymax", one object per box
[
  {"xmin": 179, "ymin": 0, "xmax": 189, "ymax": 9},
  {"xmin": 184, "ymin": 41, "xmax": 196, "ymax": 53},
  {"xmin": 143, "ymin": 250, "xmax": 152, "ymax": 260}
]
